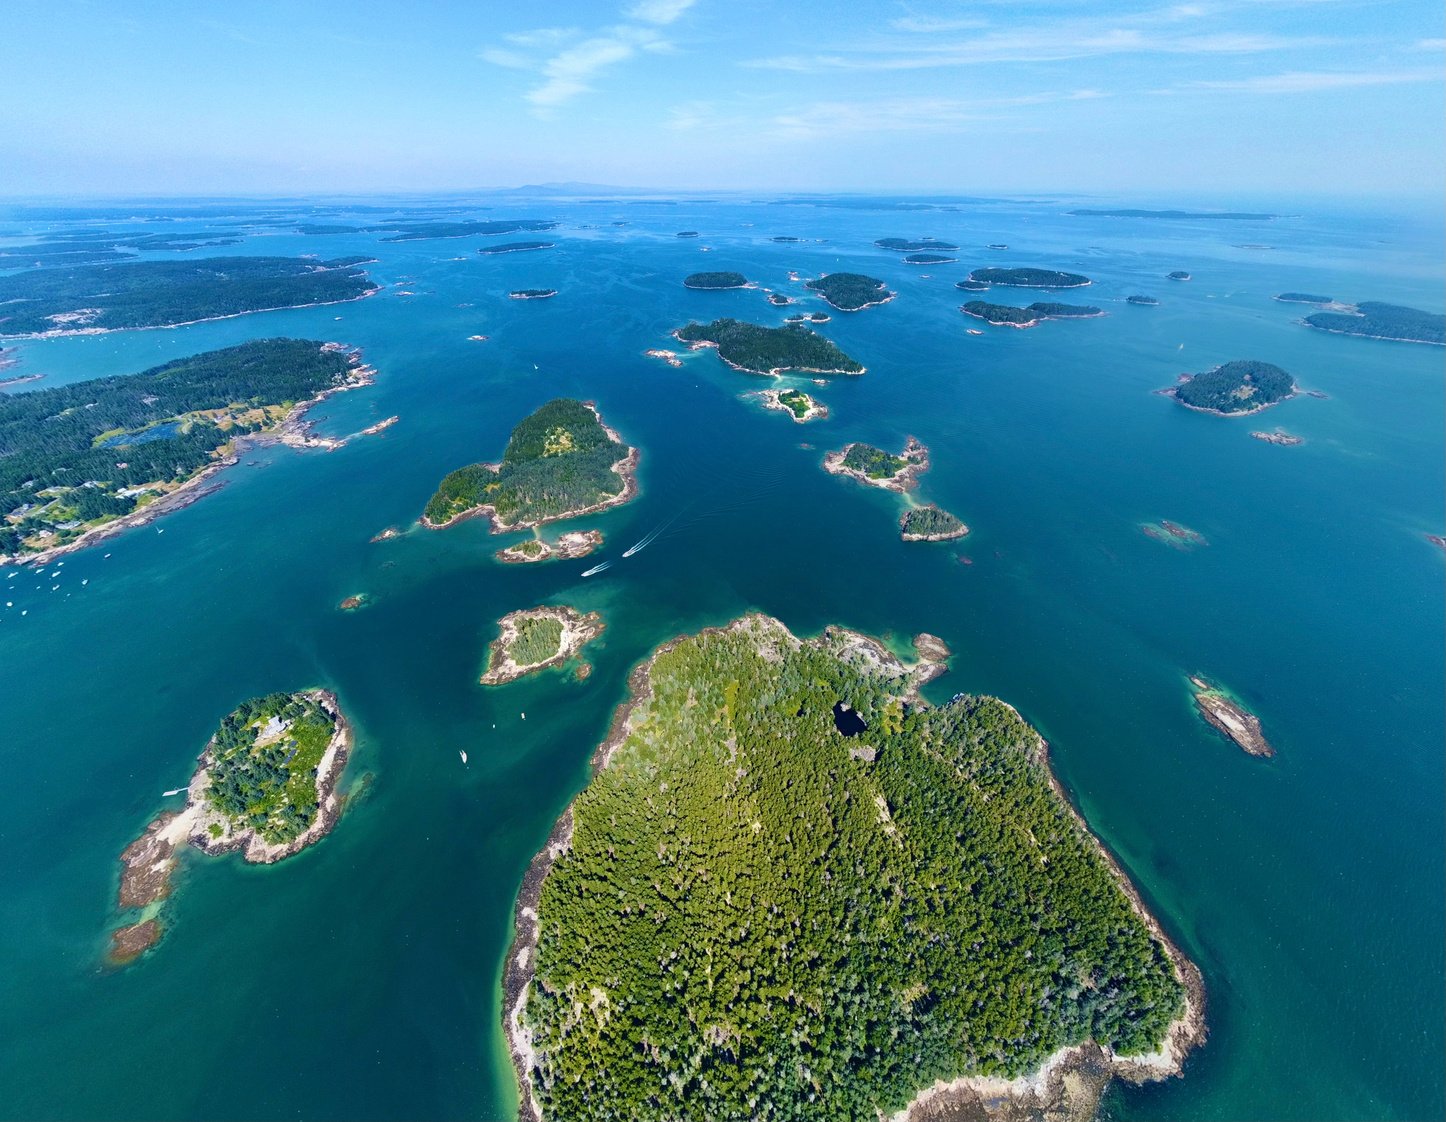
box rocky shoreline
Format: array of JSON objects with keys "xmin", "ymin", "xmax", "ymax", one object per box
[
  {"xmin": 756, "ymin": 387, "xmax": 827, "ymax": 423},
  {"xmin": 109, "ymin": 689, "xmax": 353, "ymax": 964},
  {"xmin": 480, "ymin": 606, "xmax": 604, "ymax": 686},
  {"xmin": 496, "ymin": 530, "xmax": 603, "ymax": 565}
]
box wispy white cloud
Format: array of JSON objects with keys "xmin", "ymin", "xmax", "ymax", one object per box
[
  {"xmin": 527, "ymin": 29, "xmax": 668, "ymax": 109},
  {"xmin": 483, "ymin": 2, "xmax": 691, "ymax": 113},
  {"xmin": 744, "ymin": 28, "xmax": 1331, "ymax": 71},
  {"xmin": 1178, "ymin": 68, "xmax": 1444, "ymax": 93},
  {"xmin": 624, "ymin": 0, "xmax": 695, "ymax": 25},
  {"xmin": 1412, "ymin": 37, "xmax": 1446, "ymax": 51}
]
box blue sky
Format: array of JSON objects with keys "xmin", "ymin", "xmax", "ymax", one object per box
[{"xmin": 2, "ymin": 0, "xmax": 1441, "ymax": 197}]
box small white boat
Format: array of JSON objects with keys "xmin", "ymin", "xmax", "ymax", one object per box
[
  {"xmin": 521, "ymin": 712, "xmax": 526, "ymax": 721},
  {"xmin": 459, "ymin": 750, "xmax": 468, "ymax": 764}
]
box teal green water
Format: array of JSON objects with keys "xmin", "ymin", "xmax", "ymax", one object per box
[{"xmin": 1, "ymin": 197, "xmax": 1441, "ymax": 1121}]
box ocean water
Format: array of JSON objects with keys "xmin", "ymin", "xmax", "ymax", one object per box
[{"xmin": 0, "ymin": 195, "xmax": 1441, "ymax": 1121}]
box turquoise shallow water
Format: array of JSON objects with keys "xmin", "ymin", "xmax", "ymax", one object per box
[{"xmin": 0, "ymin": 196, "xmax": 1441, "ymax": 1121}]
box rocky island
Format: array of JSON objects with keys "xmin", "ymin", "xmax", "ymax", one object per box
[
  {"xmin": 1165, "ymin": 360, "xmax": 1296, "ymax": 416},
  {"xmin": 509, "ymin": 289, "xmax": 558, "ymax": 300},
  {"xmin": 674, "ymin": 317, "xmax": 864, "ymax": 375},
  {"xmin": 824, "ymin": 436, "xmax": 929, "ymax": 491},
  {"xmin": 480, "ymin": 606, "xmax": 603, "ymax": 685},
  {"xmin": 1141, "ymin": 521, "xmax": 1207, "ymax": 550},
  {"xmin": 503, "ymin": 616, "xmax": 1204, "ymax": 1121},
  {"xmin": 0, "ymin": 256, "xmax": 378, "ymax": 338},
  {"xmin": 1251, "ymin": 428, "xmax": 1304, "ymax": 446},
  {"xmin": 804, "ymin": 272, "xmax": 894, "ymax": 311},
  {"xmin": 495, "ymin": 529, "xmax": 603, "ymax": 564},
  {"xmin": 110, "ymin": 689, "xmax": 352, "ymax": 963},
  {"xmin": 1127, "ymin": 295, "xmax": 1160, "ymax": 306},
  {"xmin": 422, "ymin": 398, "xmax": 637, "ymax": 531},
  {"xmin": 1167, "ymin": 271, "xmax": 1192, "ymax": 281},
  {"xmin": 901, "ymin": 503, "xmax": 969, "ymax": 541},
  {"xmin": 757, "ymin": 387, "xmax": 827, "ymax": 423},
  {"xmin": 1, "ymin": 339, "xmax": 376, "ymax": 566},
  {"xmin": 1190, "ymin": 676, "xmax": 1274, "ymax": 757},
  {"xmin": 1302, "ymin": 301, "xmax": 1444, "ymax": 346},
  {"xmin": 966, "ymin": 267, "xmax": 1092, "ymax": 288}
]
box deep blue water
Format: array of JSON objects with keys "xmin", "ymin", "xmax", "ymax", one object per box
[{"xmin": 0, "ymin": 193, "xmax": 1441, "ymax": 1121}]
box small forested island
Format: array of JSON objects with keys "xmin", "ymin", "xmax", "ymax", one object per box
[
  {"xmin": 1251, "ymin": 428, "xmax": 1303, "ymax": 446},
  {"xmin": 955, "ymin": 279, "xmax": 990, "ymax": 292},
  {"xmin": 1166, "ymin": 359, "xmax": 1295, "ymax": 415},
  {"xmin": 785, "ymin": 311, "xmax": 832, "ymax": 324},
  {"xmin": 0, "ymin": 256, "xmax": 378, "ymax": 337},
  {"xmin": 1303, "ymin": 302, "xmax": 1444, "ymax": 346},
  {"xmin": 1127, "ymin": 295, "xmax": 1159, "ymax": 306},
  {"xmin": 1167, "ymin": 271, "xmax": 1192, "ymax": 281},
  {"xmin": 509, "ymin": 289, "xmax": 558, "ymax": 300},
  {"xmin": 961, "ymin": 300, "xmax": 1104, "ymax": 328},
  {"xmin": 683, "ymin": 271, "xmax": 749, "ymax": 290},
  {"xmin": 967, "ymin": 267, "xmax": 1092, "ymax": 288},
  {"xmin": 383, "ymin": 219, "xmax": 556, "ymax": 242},
  {"xmin": 478, "ymin": 242, "xmax": 555, "ymax": 255},
  {"xmin": 767, "ymin": 293, "xmax": 792, "ymax": 306},
  {"xmin": 1189, "ymin": 676, "xmax": 1274, "ymax": 758},
  {"xmin": 675, "ymin": 230, "xmax": 700, "ymax": 238},
  {"xmin": 111, "ymin": 690, "xmax": 351, "ymax": 964},
  {"xmin": 496, "ymin": 529, "xmax": 603, "ymax": 564},
  {"xmin": 674, "ymin": 317, "xmax": 864, "ymax": 375},
  {"xmin": 757, "ymin": 387, "xmax": 827, "ymax": 423},
  {"xmin": 1275, "ymin": 292, "xmax": 1333, "ymax": 305},
  {"xmin": 505, "ymin": 616, "xmax": 1203, "ymax": 1121},
  {"xmin": 770, "ymin": 235, "xmax": 800, "ymax": 242},
  {"xmin": 824, "ymin": 436, "xmax": 928, "ymax": 492},
  {"xmin": 903, "ymin": 252, "xmax": 957, "ymax": 264},
  {"xmin": 1068, "ymin": 209, "xmax": 1280, "ymax": 220},
  {"xmin": 422, "ymin": 398, "xmax": 637, "ymax": 531},
  {"xmin": 901, "ymin": 503, "xmax": 968, "ymax": 541},
  {"xmin": 1, "ymin": 339, "xmax": 373, "ymax": 564},
  {"xmin": 875, "ymin": 237, "xmax": 959, "ymax": 252},
  {"xmin": 804, "ymin": 272, "xmax": 894, "ymax": 311},
  {"xmin": 480, "ymin": 606, "xmax": 603, "ymax": 685}
]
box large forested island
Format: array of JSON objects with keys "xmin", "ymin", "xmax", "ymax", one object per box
[
  {"xmin": 505, "ymin": 617, "xmax": 1203, "ymax": 1121},
  {"xmin": 875, "ymin": 237, "xmax": 959, "ymax": 252},
  {"xmin": 111, "ymin": 689, "xmax": 351, "ymax": 964},
  {"xmin": 804, "ymin": 272, "xmax": 894, "ymax": 311},
  {"xmin": 1166, "ymin": 360, "xmax": 1296, "ymax": 415},
  {"xmin": 422, "ymin": 398, "xmax": 637, "ymax": 531},
  {"xmin": 0, "ymin": 256, "xmax": 378, "ymax": 337},
  {"xmin": 382, "ymin": 219, "xmax": 556, "ymax": 242},
  {"xmin": 478, "ymin": 241, "xmax": 555, "ymax": 255},
  {"xmin": 674, "ymin": 318, "xmax": 864, "ymax": 375},
  {"xmin": 0, "ymin": 338, "xmax": 373, "ymax": 564},
  {"xmin": 967, "ymin": 267, "xmax": 1091, "ymax": 288},
  {"xmin": 1303, "ymin": 302, "xmax": 1444, "ymax": 346},
  {"xmin": 1067, "ymin": 209, "xmax": 1279, "ymax": 220},
  {"xmin": 683, "ymin": 271, "xmax": 749, "ymax": 290},
  {"xmin": 961, "ymin": 300, "xmax": 1104, "ymax": 328}
]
